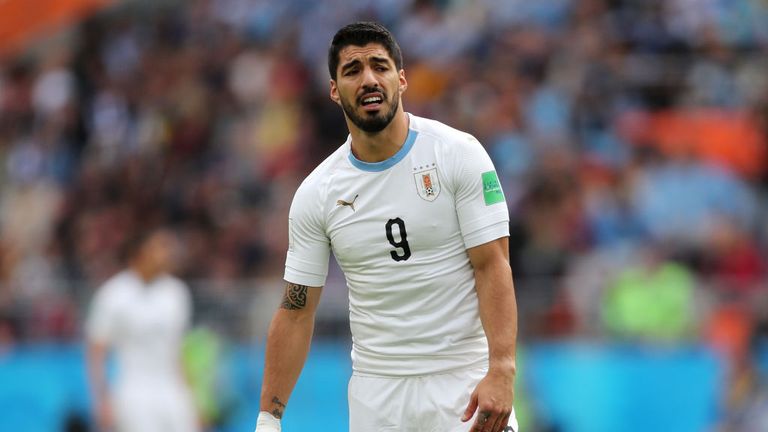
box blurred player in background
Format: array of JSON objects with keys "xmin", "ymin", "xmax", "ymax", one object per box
[
  {"xmin": 255, "ymin": 22, "xmax": 518, "ymax": 432},
  {"xmin": 85, "ymin": 227, "xmax": 199, "ymax": 432}
]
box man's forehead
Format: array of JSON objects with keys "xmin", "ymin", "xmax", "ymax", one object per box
[{"xmin": 339, "ymin": 43, "xmax": 392, "ymax": 63}]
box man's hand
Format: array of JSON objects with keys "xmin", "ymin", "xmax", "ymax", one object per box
[
  {"xmin": 254, "ymin": 411, "xmax": 282, "ymax": 432},
  {"xmin": 461, "ymin": 368, "xmax": 515, "ymax": 432},
  {"xmin": 95, "ymin": 400, "xmax": 113, "ymax": 432}
]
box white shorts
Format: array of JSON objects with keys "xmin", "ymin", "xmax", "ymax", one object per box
[
  {"xmin": 113, "ymin": 381, "xmax": 199, "ymax": 432},
  {"xmin": 349, "ymin": 367, "xmax": 518, "ymax": 432}
]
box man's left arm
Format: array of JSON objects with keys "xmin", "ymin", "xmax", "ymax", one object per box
[{"xmin": 462, "ymin": 236, "xmax": 517, "ymax": 432}]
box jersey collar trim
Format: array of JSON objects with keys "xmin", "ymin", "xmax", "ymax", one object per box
[{"xmin": 347, "ymin": 128, "xmax": 418, "ymax": 172}]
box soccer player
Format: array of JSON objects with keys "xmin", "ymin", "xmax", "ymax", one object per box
[
  {"xmin": 255, "ymin": 22, "xmax": 518, "ymax": 432},
  {"xmin": 85, "ymin": 228, "xmax": 199, "ymax": 432}
]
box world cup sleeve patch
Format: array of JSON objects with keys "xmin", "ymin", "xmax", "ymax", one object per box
[{"xmin": 481, "ymin": 170, "xmax": 505, "ymax": 205}]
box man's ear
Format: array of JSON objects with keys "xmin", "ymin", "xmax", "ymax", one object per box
[
  {"xmin": 330, "ymin": 79, "xmax": 341, "ymax": 105},
  {"xmin": 398, "ymin": 69, "xmax": 408, "ymax": 95}
]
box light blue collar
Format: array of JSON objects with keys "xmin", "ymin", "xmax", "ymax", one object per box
[{"xmin": 348, "ymin": 129, "xmax": 418, "ymax": 172}]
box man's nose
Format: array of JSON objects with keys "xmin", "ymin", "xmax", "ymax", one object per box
[{"xmin": 361, "ymin": 66, "xmax": 379, "ymax": 89}]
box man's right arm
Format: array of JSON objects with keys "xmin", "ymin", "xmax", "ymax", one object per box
[
  {"xmin": 86, "ymin": 340, "xmax": 113, "ymax": 430},
  {"xmin": 85, "ymin": 285, "xmax": 116, "ymax": 431},
  {"xmin": 257, "ymin": 281, "xmax": 323, "ymax": 428}
]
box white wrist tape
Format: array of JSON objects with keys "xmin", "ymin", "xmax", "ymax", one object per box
[{"xmin": 255, "ymin": 411, "xmax": 282, "ymax": 432}]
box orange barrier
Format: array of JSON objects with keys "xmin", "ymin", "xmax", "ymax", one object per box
[{"xmin": 0, "ymin": 0, "xmax": 113, "ymax": 58}]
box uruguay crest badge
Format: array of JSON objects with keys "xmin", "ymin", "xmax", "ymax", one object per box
[{"xmin": 414, "ymin": 167, "xmax": 440, "ymax": 201}]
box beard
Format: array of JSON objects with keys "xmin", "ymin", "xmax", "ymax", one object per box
[{"xmin": 340, "ymin": 88, "xmax": 399, "ymax": 134}]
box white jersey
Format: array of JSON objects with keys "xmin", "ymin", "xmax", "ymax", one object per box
[
  {"xmin": 285, "ymin": 114, "xmax": 509, "ymax": 376},
  {"xmin": 86, "ymin": 270, "xmax": 192, "ymax": 388}
]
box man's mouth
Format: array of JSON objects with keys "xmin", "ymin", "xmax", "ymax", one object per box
[{"xmin": 359, "ymin": 92, "xmax": 384, "ymax": 111}]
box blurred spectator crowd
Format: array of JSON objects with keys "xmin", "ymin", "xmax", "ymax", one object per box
[
  {"xmin": 1, "ymin": 0, "xmax": 768, "ymax": 428},
  {"xmin": 0, "ymin": 0, "xmax": 767, "ymax": 377}
]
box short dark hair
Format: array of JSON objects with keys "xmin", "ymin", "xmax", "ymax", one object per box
[
  {"xmin": 119, "ymin": 225, "xmax": 166, "ymax": 264},
  {"xmin": 328, "ymin": 21, "xmax": 403, "ymax": 80}
]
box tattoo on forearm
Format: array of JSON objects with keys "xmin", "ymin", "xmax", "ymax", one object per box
[
  {"xmin": 270, "ymin": 396, "xmax": 286, "ymax": 419},
  {"xmin": 281, "ymin": 283, "xmax": 308, "ymax": 310}
]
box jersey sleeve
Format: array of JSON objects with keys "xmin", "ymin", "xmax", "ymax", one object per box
[
  {"xmin": 451, "ymin": 135, "xmax": 510, "ymax": 249},
  {"xmin": 85, "ymin": 284, "xmax": 117, "ymax": 345},
  {"xmin": 284, "ymin": 179, "xmax": 331, "ymax": 287}
]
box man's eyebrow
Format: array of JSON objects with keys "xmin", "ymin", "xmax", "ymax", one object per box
[
  {"xmin": 370, "ymin": 56, "xmax": 391, "ymax": 64},
  {"xmin": 340, "ymin": 59, "xmax": 362, "ymax": 72}
]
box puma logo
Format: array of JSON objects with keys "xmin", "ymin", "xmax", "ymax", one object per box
[{"xmin": 336, "ymin": 194, "xmax": 358, "ymax": 212}]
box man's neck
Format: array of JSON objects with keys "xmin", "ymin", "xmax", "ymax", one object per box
[
  {"xmin": 348, "ymin": 110, "xmax": 409, "ymax": 163},
  {"xmin": 130, "ymin": 262, "xmax": 160, "ymax": 284}
]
